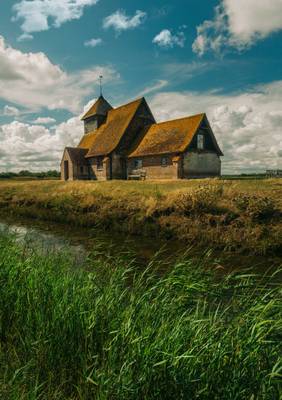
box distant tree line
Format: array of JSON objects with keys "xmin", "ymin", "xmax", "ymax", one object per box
[
  {"xmin": 0, "ymin": 170, "xmax": 60, "ymax": 179},
  {"xmin": 221, "ymin": 173, "xmax": 270, "ymax": 180}
]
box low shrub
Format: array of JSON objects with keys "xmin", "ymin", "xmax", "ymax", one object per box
[
  {"xmin": 174, "ymin": 184, "xmax": 224, "ymax": 214},
  {"xmin": 233, "ymin": 194, "xmax": 278, "ymax": 221}
]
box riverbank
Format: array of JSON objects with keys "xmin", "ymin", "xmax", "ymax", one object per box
[
  {"xmin": 0, "ymin": 179, "xmax": 281, "ymax": 255},
  {"xmin": 0, "ymin": 232, "xmax": 281, "ymax": 399}
]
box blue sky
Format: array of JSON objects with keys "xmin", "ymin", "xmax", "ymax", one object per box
[{"xmin": 0, "ymin": 0, "xmax": 282, "ymax": 172}]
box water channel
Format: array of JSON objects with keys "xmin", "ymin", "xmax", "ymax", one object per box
[{"xmin": 0, "ymin": 214, "xmax": 281, "ymax": 276}]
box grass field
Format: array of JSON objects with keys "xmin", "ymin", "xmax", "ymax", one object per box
[
  {"xmin": 0, "ymin": 232, "xmax": 281, "ymax": 399},
  {"xmin": 0, "ymin": 178, "xmax": 281, "ymax": 255}
]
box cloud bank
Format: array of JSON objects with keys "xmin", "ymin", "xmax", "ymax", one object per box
[
  {"xmin": 0, "ymin": 36, "xmax": 118, "ymax": 113},
  {"xmin": 0, "ymin": 116, "xmax": 83, "ymax": 171},
  {"xmin": 150, "ymin": 81, "xmax": 282, "ymax": 173}
]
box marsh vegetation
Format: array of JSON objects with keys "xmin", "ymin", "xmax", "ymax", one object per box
[
  {"xmin": 0, "ymin": 178, "xmax": 281, "ymax": 255},
  {"xmin": 0, "ymin": 179, "xmax": 281, "ymax": 398},
  {"xmin": 0, "ymin": 232, "xmax": 281, "ymax": 399}
]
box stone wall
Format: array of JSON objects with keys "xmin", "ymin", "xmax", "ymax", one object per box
[
  {"xmin": 127, "ymin": 155, "xmax": 179, "ymax": 180},
  {"xmin": 61, "ymin": 150, "xmax": 221, "ymax": 181},
  {"xmin": 61, "ymin": 151, "xmax": 74, "ymax": 181},
  {"xmin": 88, "ymin": 157, "xmax": 109, "ymax": 180},
  {"xmin": 61, "ymin": 150, "xmax": 90, "ymax": 181},
  {"xmin": 73, "ymin": 164, "xmax": 89, "ymax": 180},
  {"xmin": 111, "ymin": 153, "xmax": 124, "ymax": 179},
  {"xmin": 183, "ymin": 151, "xmax": 221, "ymax": 178}
]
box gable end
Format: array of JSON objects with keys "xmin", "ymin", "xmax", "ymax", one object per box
[{"xmin": 186, "ymin": 115, "xmax": 223, "ymax": 156}]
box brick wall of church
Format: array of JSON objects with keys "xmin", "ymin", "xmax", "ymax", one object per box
[
  {"xmin": 127, "ymin": 154, "xmax": 179, "ymax": 180},
  {"xmin": 88, "ymin": 157, "xmax": 110, "ymax": 180}
]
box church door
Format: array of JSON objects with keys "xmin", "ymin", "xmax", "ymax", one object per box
[{"xmin": 64, "ymin": 160, "xmax": 69, "ymax": 181}]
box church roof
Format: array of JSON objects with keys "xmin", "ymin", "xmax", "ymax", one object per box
[
  {"xmin": 128, "ymin": 114, "xmax": 206, "ymax": 157},
  {"xmin": 79, "ymin": 98, "xmax": 144, "ymax": 157},
  {"xmin": 81, "ymin": 96, "xmax": 113, "ymax": 120},
  {"xmin": 63, "ymin": 147, "xmax": 88, "ymax": 164},
  {"xmin": 78, "ymin": 131, "xmax": 97, "ymax": 150}
]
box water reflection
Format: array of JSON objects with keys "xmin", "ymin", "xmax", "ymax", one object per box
[
  {"xmin": 0, "ymin": 220, "xmax": 88, "ymax": 265},
  {"xmin": 0, "ymin": 217, "xmax": 177, "ymax": 269},
  {"xmin": 0, "ymin": 216, "xmax": 281, "ymax": 276}
]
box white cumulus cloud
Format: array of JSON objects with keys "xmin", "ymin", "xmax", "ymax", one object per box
[
  {"xmin": 153, "ymin": 29, "xmax": 186, "ymax": 48},
  {"xmin": 193, "ymin": 0, "xmax": 282, "ymax": 55},
  {"xmin": 0, "ymin": 116, "xmax": 83, "ymax": 171},
  {"xmin": 103, "ymin": 10, "xmax": 146, "ymax": 33},
  {"xmin": 12, "ymin": 0, "xmax": 99, "ymax": 38},
  {"xmin": 84, "ymin": 38, "xmax": 103, "ymax": 47},
  {"xmin": 0, "ymin": 36, "xmax": 119, "ymax": 114},
  {"xmin": 33, "ymin": 117, "xmax": 57, "ymax": 124}
]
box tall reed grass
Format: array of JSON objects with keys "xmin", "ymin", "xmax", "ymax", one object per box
[{"xmin": 0, "ymin": 232, "xmax": 281, "ymax": 399}]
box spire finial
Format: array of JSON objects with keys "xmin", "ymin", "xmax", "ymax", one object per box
[{"xmin": 99, "ymin": 75, "xmax": 103, "ymax": 97}]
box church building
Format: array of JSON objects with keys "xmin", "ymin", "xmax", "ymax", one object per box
[{"xmin": 61, "ymin": 96, "xmax": 223, "ymax": 181}]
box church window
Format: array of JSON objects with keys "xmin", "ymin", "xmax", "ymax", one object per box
[
  {"xmin": 92, "ymin": 119, "xmax": 98, "ymax": 130},
  {"xmin": 161, "ymin": 157, "xmax": 168, "ymax": 166},
  {"xmin": 97, "ymin": 157, "xmax": 103, "ymax": 170},
  {"xmin": 197, "ymin": 134, "xmax": 204, "ymax": 150},
  {"xmin": 134, "ymin": 159, "xmax": 143, "ymax": 169}
]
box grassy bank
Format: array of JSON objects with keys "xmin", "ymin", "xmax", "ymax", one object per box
[
  {"xmin": 0, "ymin": 179, "xmax": 281, "ymax": 255},
  {"xmin": 0, "ymin": 232, "xmax": 281, "ymax": 399}
]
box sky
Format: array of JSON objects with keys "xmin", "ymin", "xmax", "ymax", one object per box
[{"xmin": 0, "ymin": 0, "xmax": 282, "ymax": 173}]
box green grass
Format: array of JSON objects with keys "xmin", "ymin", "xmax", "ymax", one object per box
[{"xmin": 0, "ymin": 232, "xmax": 281, "ymax": 399}]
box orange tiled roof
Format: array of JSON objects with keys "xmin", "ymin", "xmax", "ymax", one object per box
[
  {"xmin": 128, "ymin": 114, "xmax": 205, "ymax": 157},
  {"xmin": 78, "ymin": 131, "xmax": 97, "ymax": 149},
  {"xmin": 82, "ymin": 98, "xmax": 144, "ymax": 157},
  {"xmin": 81, "ymin": 96, "xmax": 113, "ymax": 120}
]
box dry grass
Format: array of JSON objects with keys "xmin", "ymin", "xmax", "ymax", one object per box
[{"xmin": 0, "ymin": 178, "xmax": 281, "ymax": 255}]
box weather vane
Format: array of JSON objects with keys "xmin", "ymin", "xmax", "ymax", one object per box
[{"xmin": 99, "ymin": 75, "xmax": 103, "ymax": 97}]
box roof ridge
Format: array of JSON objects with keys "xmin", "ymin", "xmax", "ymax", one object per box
[
  {"xmin": 81, "ymin": 96, "xmax": 113, "ymax": 120},
  {"xmin": 153, "ymin": 113, "xmax": 205, "ymax": 127},
  {"xmin": 110, "ymin": 97, "xmax": 144, "ymax": 112},
  {"xmin": 128, "ymin": 113, "xmax": 206, "ymax": 158}
]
